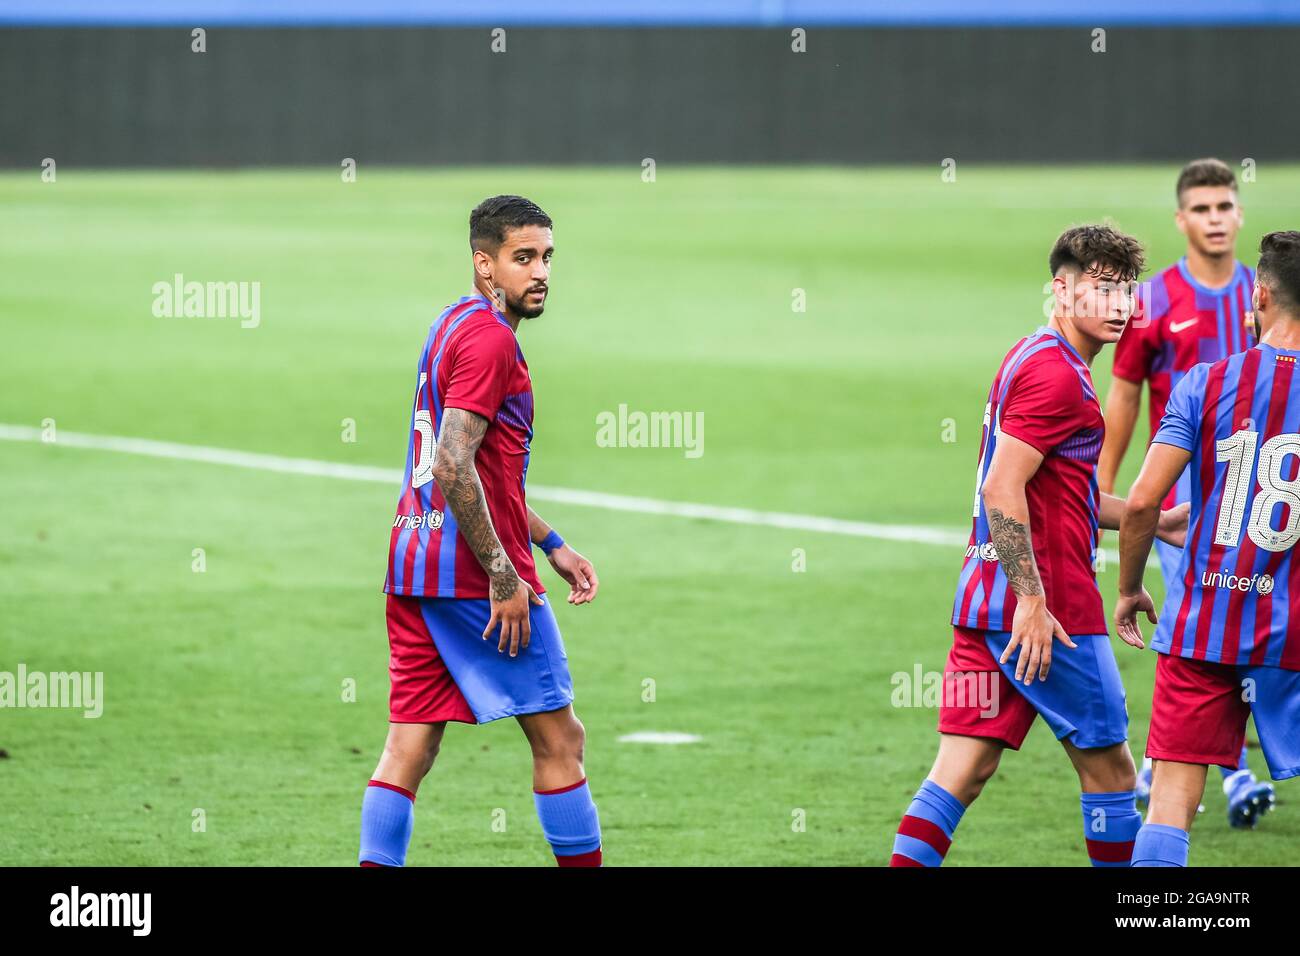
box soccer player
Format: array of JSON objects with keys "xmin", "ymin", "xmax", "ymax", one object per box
[
  {"xmin": 358, "ymin": 195, "xmax": 604, "ymax": 867},
  {"xmin": 1116, "ymin": 231, "xmax": 1300, "ymax": 867},
  {"xmin": 1099, "ymin": 158, "xmax": 1274, "ymax": 826},
  {"xmin": 890, "ymin": 225, "xmax": 1188, "ymax": 868}
]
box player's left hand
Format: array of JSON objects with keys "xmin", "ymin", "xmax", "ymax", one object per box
[
  {"xmin": 1113, "ymin": 588, "xmax": 1155, "ymax": 649},
  {"xmin": 1001, "ymin": 595, "xmax": 1076, "ymax": 684},
  {"xmin": 547, "ymin": 545, "xmax": 599, "ymax": 605},
  {"xmin": 1155, "ymin": 502, "xmax": 1190, "ymax": 549}
]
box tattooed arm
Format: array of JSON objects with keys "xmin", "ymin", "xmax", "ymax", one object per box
[
  {"xmin": 986, "ymin": 504, "xmax": 1044, "ymax": 598},
  {"xmin": 980, "ymin": 432, "xmax": 1077, "ymax": 683},
  {"xmin": 432, "ymin": 406, "xmax": 541, "ymax": 655},
  {"xmin": 433, "ymin": 407, "xmax": 514, "ymax": 595}
]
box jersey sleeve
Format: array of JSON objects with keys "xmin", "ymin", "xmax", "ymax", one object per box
[
  {"xmin": 997, "ymin": 356, "xmax": 1091, "ymax": 456},
  {"xmin": 1151, "ymin": 362, "xmax": 1208, "ymax": 452},
  {"xmin": 439, "ymin": 317, "xmax": 517, "ymax": 421},
  {"xmin": 1111, "ymin": 280, "xmax": 1164, "ymax": 384}
]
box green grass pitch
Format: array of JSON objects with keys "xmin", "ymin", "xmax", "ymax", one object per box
[{"xmin": 2, "ymin": 166, "xmax": 1299, "ymax": 865}]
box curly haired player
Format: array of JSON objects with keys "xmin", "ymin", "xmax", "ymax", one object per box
[{"xmin": 890, "ymin": 225, "xmax": 1187, "ymax": 867}]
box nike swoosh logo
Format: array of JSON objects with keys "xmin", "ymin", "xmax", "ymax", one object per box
[{"xmin": 1170, "ymin": 318, "xmax": 1198, "ymax": 333}]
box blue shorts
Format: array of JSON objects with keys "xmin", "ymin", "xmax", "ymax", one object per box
[
  {"xmin": 389, "ymin": 593, "xmax": 574, "ymax": 724},
  {"xmin": 940, "ymin": 627, "xmax": 1128, "ymax": 750}
]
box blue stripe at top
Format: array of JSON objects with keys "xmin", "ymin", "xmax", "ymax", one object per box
[{"xmin": 10, "ymin": 1, "xmax": 1300, "ymax": 27}]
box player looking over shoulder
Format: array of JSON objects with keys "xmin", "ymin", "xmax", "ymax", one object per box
[
  {"xmin": 358, "ymin": 195, "xmax": 604, "ymax": 867},
  {"xmin": 1117, "ymin": 231, "xmax": 1300, "ymax": 866},
  {"xmin": 1099, "ymin": 158, "xmax": 1273, "ymax": 825},
  {"xmin": 889, "ymin": 225, "xmax": 1188, "ymax": 867}
]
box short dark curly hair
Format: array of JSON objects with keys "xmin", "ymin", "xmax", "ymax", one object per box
[
  {"xmin": 469, "ymin": 195, "xmax": 552, "ymax": 254},
  {"xmin": 1258, "ymin": 231, "xmax": 1300, "ymax": 313},
  {"xmin": 1049, "ymin": 224, "xmax": 1146, "ymax": 282}
]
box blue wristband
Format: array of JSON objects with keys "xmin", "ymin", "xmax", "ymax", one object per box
[{"xmin": 539, "ymin": 530, "xmax": 565, "ymax": 555}]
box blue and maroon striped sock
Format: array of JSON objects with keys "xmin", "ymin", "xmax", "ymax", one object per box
[
  {"xmin": 533, "ymin": 777, "xmax": 602, "ymax": 867},
  {"xmin": 1132, "ymin": 822, "xmax": 1190, "ymax": 867},
  {"xmin": 890, "ymin": 779, "xmax": 965, "ymax": 867},
  {"xmin": 1081, "ymin": 790, "xmax": 1141, "ymax": 866},
  {"xmin": 359, "ymin": 779, "xmax": 416, "ymax": 867}
]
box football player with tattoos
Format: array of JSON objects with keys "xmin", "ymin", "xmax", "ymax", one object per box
[
  {"xmin": 890, "ymin": 225, "xmax": 1188, "ymax": 867},
  {"xmin": 359, "ymin": 195, "xmax": 604, "ymax": 867}
]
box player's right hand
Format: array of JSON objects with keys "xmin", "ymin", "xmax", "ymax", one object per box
[
  {"xmin": 1113, "ymin": 588, "xmax": 1156, "ymax": 650},
  {"xmin": 1000, "ymin": 596, "xmax": 1076, "ymax": 684},
  {"xmin": 484, "ymin": 575, "xmax": 545, "ymax": 658}
]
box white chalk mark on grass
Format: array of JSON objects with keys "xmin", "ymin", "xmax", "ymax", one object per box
[
  {"xmin": 618, "ymin": 732, "xmax": 703, "ymax": 745},
  {"xmin": 0, "ymin": 424, "xmax": 1131, "ymax": 563}
]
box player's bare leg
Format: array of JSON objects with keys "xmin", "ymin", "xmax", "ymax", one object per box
[
  {"xmin": 928, "ymin": 733, "xmax": 1005, "ymax": 805},
  {"xmin": 889, "ymin": 733, "xmax": 1002, "ymax": 866},
  {"xmin": 357, "ymin": 721, "xmax": 446, "ymax": 867},
  {"xmin": 518, "ymin": 703, "xmax": 586, "ymax": 790},
  {"xmin": 1130, "ymin": 759, "xmax": 1206, "ymax": 866},
  {"xmin": 372, "ymin": 721, "xmax": 447, "ymax": 795},
  {"xmin": 1145, "ymin": 760, "xmax": 1208, "ymax": 830},
  {"xmin": 518, "ymin": 704, "xmax": 602, "ymax": 865},
  {"xmin": 1062, "ymin": 738, "xmax": 1136, "ymax": 792}
]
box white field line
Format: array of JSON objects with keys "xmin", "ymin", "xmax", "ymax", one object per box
[
  {"xmin": 0, "ymin": 423, "xmax": 1127, "ymax": 563},
  {"xmin": 617, "ymin": 732, "xmax": 703, "ymax": 745}
]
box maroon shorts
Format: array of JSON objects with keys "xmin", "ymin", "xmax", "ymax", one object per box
[
  {"xmin": 1147, "ymin": 653, "xmax": 1248, "ymax": 771},
  {"xmin": 386, "ymin": 593, "xmax": 475, "ymax": 724},
  {"xmin": 937, "ymin": 626, "xmax": 1036, "ymax": 749}
]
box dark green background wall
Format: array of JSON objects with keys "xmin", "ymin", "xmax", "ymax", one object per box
[{"xmin": 2, "ymin": 27, "xmax": 1293, "ymax": 166}]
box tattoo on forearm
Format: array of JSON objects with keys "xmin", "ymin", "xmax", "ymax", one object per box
[
  {"xmin": 987, "ymin": 507, "xmax": 1043, "ymax": 598},
  {"xmin": 435, "ymin": 408, "xmax": 517, "ymax": 601}
]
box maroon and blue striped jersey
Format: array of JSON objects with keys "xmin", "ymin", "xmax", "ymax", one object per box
[
  {"xmin": 384, "ymin": 292, "xmax": 543, "ymax": 599},
  {"xmin": 952, "ymin": 326, "xmax": 1107, "ymax": 635},
  {"xmin": 1151, "ymin": 343, "xmax": 1300, "ymax": 670}
]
